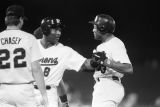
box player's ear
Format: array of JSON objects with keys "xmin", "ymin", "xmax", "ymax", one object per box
[{"xmin": 19, "ymin": 18, "xmax": 24, "ymax": 28}]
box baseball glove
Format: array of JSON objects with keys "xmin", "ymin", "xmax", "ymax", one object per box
[{"xmin": 92, "ymin": 51, "xmax": 107, "ymax": 73}]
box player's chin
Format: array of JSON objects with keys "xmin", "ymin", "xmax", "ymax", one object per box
[
  {"xmin": 56, "ymin": 38, "xmax": 60, "ymax": 41},
  {"xmin": 94, "ymin": 36, "xmax": 99, "ymax": 40}
]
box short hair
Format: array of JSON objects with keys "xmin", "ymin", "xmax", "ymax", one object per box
[
  {"xmin": 5, "ymin": 16, "xmax": 20, "ymax": 26},
  {"xmin": 6, "ymin": 4, "xmax": 27, "ymax": 20}
]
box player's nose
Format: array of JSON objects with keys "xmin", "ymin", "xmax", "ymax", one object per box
[
  {"xmin": 93, "ymin": 28, "xmax": 96, "ymax": 33},
  {"xmin": 56, "ymin": 31, "xmax": 61, "ymax": 37},
  {"xmin": 57, "ymin": 30, "xmax": 61, "ymax": 34}
]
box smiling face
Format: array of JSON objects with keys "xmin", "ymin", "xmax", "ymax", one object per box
[{"xmin": 46, "ymin": 28, "xmax": 61, "ymax": 45}]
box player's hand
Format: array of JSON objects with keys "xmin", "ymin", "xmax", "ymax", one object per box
[
  {"xmin": 92, "ymin": 50, "xmax": 107, "ymax": 64},
  {"xmin": 92, "ymin": 50, "xmax": 107, "ymax": 73},
  {"xmin": 41, "ymin": 95, "xmax": 49, "ymax": 107},
  {"xmin": 61, "ymin": 102, "xmax": 69, "ymax": 107}
]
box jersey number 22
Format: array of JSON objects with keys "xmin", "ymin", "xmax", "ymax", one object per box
[{"xmin": 0, "ymin": 48, "xmax": 27, "ymax": 69}]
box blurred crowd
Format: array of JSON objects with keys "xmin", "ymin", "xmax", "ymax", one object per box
[
  {"xmin": 63, "ymin": 81, "xmax": 160, "ymax": 107},
  {"xmin": 66, "ymin": 91, "xmax": 160, "ymax": 107},
  {"xmin": 119, "ymin": 93, "xmax": 160, "ymax": 107}
]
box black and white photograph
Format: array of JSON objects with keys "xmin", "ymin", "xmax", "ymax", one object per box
[{"xmin": 0, "ymin": 0, "xmax": 159, "ymax": 107}]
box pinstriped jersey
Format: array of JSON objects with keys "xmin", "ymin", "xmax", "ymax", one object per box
[
  {"xmin": 37, "ymin": 39, "xmax": 86, "ymax": 86},
  {"xmin": 0, "ymin": 30, "xmax": 42, "ymax": 83}
]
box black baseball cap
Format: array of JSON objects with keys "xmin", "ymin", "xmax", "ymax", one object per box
[{"xmin": 6, "ymin": 4, "xmax": 28, "ymax": 20}]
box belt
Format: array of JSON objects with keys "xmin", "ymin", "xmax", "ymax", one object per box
[
  {"xmin": 98, "ymin": 76, "xmax": 120, "ymax": 82},
  {"xmin": 34, "ymin": 85, "xmax": 51, "ymax": 90},
  {"xmin": 0, "ymin": 81, "xmax": 34, "ymax": 85},
  {"xmin": 112, "ymin": 76, "xmax": 120, "ymax": 81}
]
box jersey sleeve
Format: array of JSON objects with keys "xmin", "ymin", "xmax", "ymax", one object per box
[
  {"xmin": 30, "ymin": 37, "xmax": 42, "ymax": 62},
  {"xmin": 66, "ymin": 48, "xmax": 86, "ymax": 72},
  {"xmin": 112, "ymin": 41, "xmax": 131, "ymax": 64}
]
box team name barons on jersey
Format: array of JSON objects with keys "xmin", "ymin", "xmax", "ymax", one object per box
[
  {"xmin": 0, "ymin": 37, "xmax": 22, "ymax": 45},
  {"xmin": 40, "ymin": 57, "xmax": 58, "ymax": 66}
]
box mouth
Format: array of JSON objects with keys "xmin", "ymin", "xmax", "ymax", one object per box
[{"xmin": 56, "ymin": 37, "xmax": 60, "ymax": 40}]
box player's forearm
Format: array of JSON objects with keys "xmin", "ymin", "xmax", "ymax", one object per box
[
  {"xmin": 79, "ymin": 59, "xmax": 96, "ymax": 72},
  {"xmin": 57, "ymin": 79, "xmax": 69, "ymax": 104},
  {"xmin": 32, "ymin": 64, "xmax": 49, "ymax": 106},
  {"xmin": 57, "ymin": 79, "xmax": 66, "ymax": 96},
  {"xmin": 32, "ymin": 69, "xmax": 46, "ymax": 95},
  {"xmin": 31, "ymin": 61, "xmax": 47, "ymax": 95},
  {"xmin": 104, "ymin": 59, "xmax": 133, "ymax": 74}
]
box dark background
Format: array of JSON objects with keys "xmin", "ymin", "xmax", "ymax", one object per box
[{"xmin": 0, "ymin": 0, "xmax": 160, "ymax": 105}]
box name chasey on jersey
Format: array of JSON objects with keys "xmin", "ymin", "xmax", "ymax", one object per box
[
  {"xmin": 0, "ymin": 37, "xmax": 22, "ymax": 45},
  {"xmin": 40, "ymin": 57, "xmax": 58, "ymax": 66}
]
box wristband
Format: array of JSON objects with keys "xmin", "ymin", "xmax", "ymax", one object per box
[
  {"xmin": 59, "ymin": 94, "xmax": 68, "ymax": 103},
  {"xmin": 106, "ymin": 59, "xmax": 113, "ymax": 68}
]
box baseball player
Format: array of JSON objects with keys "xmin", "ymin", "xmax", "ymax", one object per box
[
  {"xmin": 33, "ymin": 17, "xmax": 101, "ymax": 107},
  {"xmin": 0, "ymin": 5, "xmax": 48, "ymax": 107},
  {"xmin": 89, "ymin": 14, "xmax": 133, "ymax": 107}
]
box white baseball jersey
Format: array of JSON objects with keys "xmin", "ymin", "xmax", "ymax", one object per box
[
  {"xmin": 37, "ymin": 39, "xmax": 86, "ymax": 86},
  {"xmin": 34, "ymin": 39, "xmax": 86, "ymax": 107},
  {"xmin": 0, "ymin": 29, "xmax": 42, "ymax": 107},
  {"xmin": 92, "ymin": 36, "xmax": 131, "ymax": 107},
  {"xmin": 93, "ymin": 36, "xmax": 131, "ymax": 80},
  {"xmin": 0, "ymin": 30, "xmax": 42, "ymax": 83}
]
